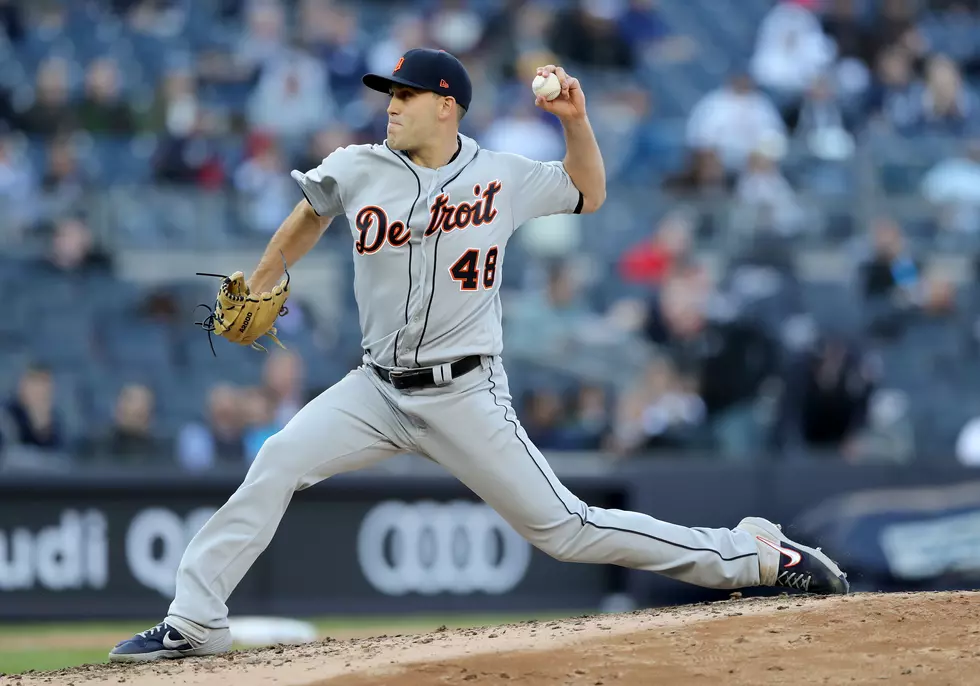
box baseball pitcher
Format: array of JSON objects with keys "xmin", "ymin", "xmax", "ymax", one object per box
[{"xmin": 110, "ymin": 49, "xmax": 848, "ymax": 662}]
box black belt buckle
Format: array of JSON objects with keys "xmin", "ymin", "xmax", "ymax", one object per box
[{"xmin": 386, "ymin": 367, "xmax": 426, "ymax": 390}]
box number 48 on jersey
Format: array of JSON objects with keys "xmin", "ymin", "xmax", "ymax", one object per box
[{"xmin": 450, "ymin": 246, "xmax": 498, "ymax": 291}]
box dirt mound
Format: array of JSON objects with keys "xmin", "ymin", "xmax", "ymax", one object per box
[{"xmin": 12, "ymin": 591, "xmax": 980, "ymax": 686}]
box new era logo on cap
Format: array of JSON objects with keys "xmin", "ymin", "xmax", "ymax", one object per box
[{"xmin": 362, "ymin": 48, "xmax": 473, "ymax": 112}]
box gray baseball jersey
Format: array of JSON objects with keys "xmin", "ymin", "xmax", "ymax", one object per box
[
  {"xmin": 162, "ymin": 133, "xmax": 769, "ymax": 635},
  {"xmin": 290, "ymin": 133, "xmax": 581, "ymax": 368}
]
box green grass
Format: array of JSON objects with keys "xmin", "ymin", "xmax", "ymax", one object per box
[
  {"xmin": 0, "ymin": 611, "xmax": 581, "ymax": 676},
  {"xmin": 0, "ymin": 648, "xmax": 110, "ymax": 676}
]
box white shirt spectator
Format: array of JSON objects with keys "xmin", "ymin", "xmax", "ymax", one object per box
[
  {"xmin": 0, "ymin": 140, "xmax": 39, "ymax": 238},
  {"xmin": 956, "ymin": 417, "xmax": 980, "ymax": 466},
  {"xmin": 736, "ymin": 151, "xmax": 805, "ymax": 236},
  {"xmin": 922, "ymin": 155, "xmax": 980, "ymax": 206},
  {"xmin": 481, "ymin": 110, "xmax": 565, "ymax": 162},
  {"xmin": 921, "ymin": 144, "xmax": 980, "ymax": 233},
  {"xmin": 750, "ymin": 0, "xmax": 836, "ymax": 96},
  {"xmin": 234, "ymin": 155, "xmax": 296, "ymax": 234},
  {"xmin": 686, "ymin": 80, "xmax": 787, "ymax": 170},
  {"xmin": 367, "ymin": 13, "xmax": 425, "ymax": 77},
  {"xmin": 247, "ymin": 51, "xmax": 334, "ymax": 137}
]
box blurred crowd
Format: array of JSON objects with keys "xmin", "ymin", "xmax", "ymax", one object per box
[{"xmin": 4, "ymin": 0, "xmax": 980, "ymax": 471}]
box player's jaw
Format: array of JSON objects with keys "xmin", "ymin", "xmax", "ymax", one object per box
[{"xmin": 386, "ymin": 118, "xmax": 409, "ymax": 148}]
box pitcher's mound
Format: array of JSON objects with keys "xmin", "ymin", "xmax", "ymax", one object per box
[{"xmin": 20, "ymin": 591, "xmax": 980, "ymax": 686}]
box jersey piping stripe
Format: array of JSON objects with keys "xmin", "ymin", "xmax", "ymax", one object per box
[
  {"xmin": 384, "ymin": 143, "xmax": 423, "ymax": 367},
  {"xmin": 413, "ymin": 148, "xmax": 482, "ymax": 367},
  {"xmin": 486, "ymin": 364, "xmax": 759, "ymax": 563}
]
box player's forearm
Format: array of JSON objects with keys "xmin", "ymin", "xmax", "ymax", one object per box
[
  {"xmin": 561, "ymin": 116, "xmax": 606, "ymax": 214},
  {"xmin": 248, "ymin": 200, "xmax": 330, "ymax": 292}
]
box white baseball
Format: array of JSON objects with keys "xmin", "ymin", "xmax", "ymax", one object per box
[{"xmin": 532, "ymin": 72, "xmax": 562, "ymax": 102}]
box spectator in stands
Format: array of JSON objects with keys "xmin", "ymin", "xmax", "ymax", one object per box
[
  {"xmin": 821, "ymin": 0, "xmax": 876, "ymax": 71},
  {"xmin": 868, "ymin": 44, "xmax": 917, "ymax": 129},
  {"xmin": 564, "ymin": 384, "xmax": 612, "ymax": 450},
  {"xmin": 662, "ymin": 148, "xmax": 735, "ymax": 200},
  {"xmin": 617, "ymin": 0, "xmax": 696, "ymax": 66},
  {"xmin": 750, "ymin": 0, "xmax": 836, "ymax": 104},
  {"xmin": 78, "ymin": 57, "xmax": 136, "ymax": 134},
  {"xmin": 481, "ymin": 98, "xmax": 565, "ymax": 162},
  {"xmin": 236, "ymin": 0, "xmax": 290, "ymax": 77},
  {"xmin": 860, "ymin": 216, "xmax": 955, "ymax": 339},
  {"xmin": 299, "ymin": 0, "xmax": 369, "ymax": 102},
  {"xmin": 0, "ymin": 134, "xmax": 39, "ymax": 238},
  {"xmin": 504, "ymin": 260, "xmax": 600, "ymax": 358},
  {"xmin": 734, "ymin": 146, "xmax": 806, "ymax": 237},
  {"xmin": 480, "ymin": 2, "xmax": 556, "ymax": 85},
  {"xmin": 861, "ymin": 216, "xmax": 922, "ymax": 302},
  {"xmin": 40, "ymin": 136, "xmax": 92, "ymax": 221},
  {"xmin": 246, "ymin": 48, "xmax": 334, "ymax": 142},
  {"xmin": 37, "ymin": 216, "xmax": 113, "ymax": 278},
  {"xmin": 367, "ymin": 12, "xmax": 427, "ymax": 80},
  {"xmin": 428, "ymin": 0, "xmax": 485, "ymax": 56},
  {"xmin": 911, "ymin": 54, "xmax": 979, "ymax": 136},
  {"xmin": 262, "ymin": 350, "xmax": 305, "ymax": 427},
  {"xmin": 242, "ymin": 386, "xmax": 278, "ymax": 462},
  {"xmin": 0, "ymin": 364, "xmax": 65, "ymax": 455},
  {"xmin": 842, "ymin": 389, "xmax": 915, "ymax": 464},
  {"xmin": 548, "ymin": 0, "xmax": 635, "ymax": 70},
  {"xmin": 791, "ymin": 74, "xmax": 854, "ymax": 140},
  {"xmin": 234, "ymin": 131, "xmax": 295, "ymax": 234},
  {"xmin": 139, "ymin": 67, "xmax": 196, "ymax": 133},
  {"xmin": 788, "ymin": 77, "xmax": 858, "ymax": 193},
  {"xmin": 610, "ymin": 356, "xmax": 707, "ymax": 456},
  {"xmin": 151, "ymin": 96, "xmax": 225, "ymax": 188},
  {"xmin": 644, "ymin": 273, "xmax": 779, "ymax": 460},
  {"xmin": 0, "ymin": 0, "xmax": 25, "ymax": 44},
  {"xmin": 686, "ymin": 73, "xmax": 786, "ymax": 171},
  {"xmin": 921, "ymin": 138, "xmax": 980, "ymax": 237},
  {"xmin": 773, "ymin": 335, "xmax": 876, "ymax": 456},
  {"xmin": 124, "ymin": 0, "xmax": 188, "ymax": 39},
  {"xmin": 522, "ymin": 388, "xmax": 573, "ymax": 451},
  {"xmin": 176, "ymin": 384, "xmax": 245, "ymax": 471},
  {"xmin": 874, "ymin": 0, "xmax": 928, "ymax": 66},
  {"xmin": 522, "ymin": 383, "xmax": 608, "ymax": 452},
  {"xmin": 17, "ymin": 56, "xmax": 77, "ymax": 136},
  {"xmin": 82, "ymin": 383, "xmax": 167, "ymax": 463},
  {"xmin": 618, "ymin": 209, "xmax": 694, "ymax": 287}
]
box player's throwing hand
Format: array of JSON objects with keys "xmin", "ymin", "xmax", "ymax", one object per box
[{"xmin": 533, "ymin": 65, "xmax": 586, "ymax": 121}]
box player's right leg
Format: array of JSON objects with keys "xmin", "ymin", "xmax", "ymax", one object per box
[{"xmin": 109, "ymin": 367, "xmax": 414, "ymax": 662}]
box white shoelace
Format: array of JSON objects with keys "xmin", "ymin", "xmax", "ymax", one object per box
[
  {"xmin": 777, "ymin": 571, "xmax": 812, "ymax": 591},
  {"xmin": 139, "ymin": 623, "xmax": 166, "ymax": 638}
]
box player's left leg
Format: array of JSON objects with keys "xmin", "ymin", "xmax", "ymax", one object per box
[{"xmin": 409, "ymin": 356, "xmax": 847, "ymax": 595}]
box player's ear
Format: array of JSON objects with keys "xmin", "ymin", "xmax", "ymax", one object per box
[{"xmin": 439, "ymin": 95, "xmax": 456, "ymax": 122}]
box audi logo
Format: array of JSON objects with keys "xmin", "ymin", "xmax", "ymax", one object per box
[{"xmin": 356, "ymin": 500, "xmax": 531, "ymax": 595}]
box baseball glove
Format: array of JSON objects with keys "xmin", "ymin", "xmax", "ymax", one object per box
[{"xmin": 197, "ymin": 270, "xmax": 290, "ymax": 354}]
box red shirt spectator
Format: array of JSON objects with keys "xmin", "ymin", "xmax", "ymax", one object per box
[{"xmin": 618, "ymin": 211, "xmax": 694, "ymax": 285}]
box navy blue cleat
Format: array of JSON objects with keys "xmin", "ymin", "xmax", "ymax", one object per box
[
  {"xmin": 737, "ymin": 517, "xmax": 849, "ymax": 595},
  {"xmin": 109, "ymin": 622, "xmax": 232, "ymax": 663}
]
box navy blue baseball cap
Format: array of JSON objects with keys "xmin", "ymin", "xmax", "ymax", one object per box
[{"xmin": 362, "ymin": 48, "xmax": 472, "ymax": 112}]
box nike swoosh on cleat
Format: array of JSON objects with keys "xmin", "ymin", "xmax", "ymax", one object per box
[
  {"xmin": 162, "ymin": 631, "xmax": 191, "ymax": 650},
  {"xmin": 756, "ymin": 535, "xmax": 803, "ymax": 567}
]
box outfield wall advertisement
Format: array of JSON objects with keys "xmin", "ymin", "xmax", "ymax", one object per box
[
  {"xmin": 2, "ymin": 463, "xmax": 980, "ymax": 619},
  {"xmin": 0, "ymin": 472, "xmax": 622, "ymax": 620}
]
